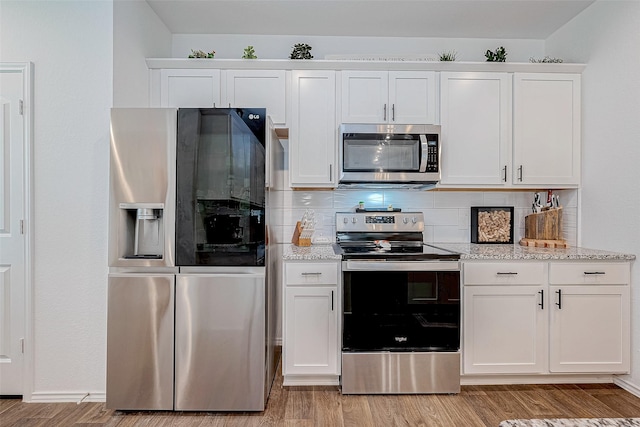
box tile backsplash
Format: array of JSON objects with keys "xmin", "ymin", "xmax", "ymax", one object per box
[{"xmin": 269, "ymin": 188, "xmax": 578, "ymax": 246}]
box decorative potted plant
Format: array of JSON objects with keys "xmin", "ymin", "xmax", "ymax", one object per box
[
  {"xmin": 485, "ymin": 46, "xmax": 507, "ymax": 62},
  {"xmin": 188, "ymin": 49, "xmax": 215, "ymax": 58},
  {"xmin": 290, "ymin": 43, "xmax": 313, "ymax": 59},
  {"xmin": 242, "ymin": 46, "xmax": 257, "ymax": 59}
]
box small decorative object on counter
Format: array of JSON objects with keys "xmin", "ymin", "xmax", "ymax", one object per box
[
  {"xmin": 188, "ymin": 49, "xmax": 215, "ymax": 58},
  {"xmin": 485, "ymin": 46, "xmax": 507, "ymax": 62},
  {"xmin": 291, "ymin": 209, "xmax": 315, "ymax": 246},
  {"xmin": 358, "ymin": 201, "xmax": 365, "ymax": 210},
  {"xmin": 290, "ymin": 43, "xmax": 313, "ymax": 59},
  {"xmin": 242, "ymin": 45, "xmax": 257, "ymax": 59},
  {"xmin": 471, "ymin": 207, "xmax": 514, "ymax": 244},
  {"xmin": 529, "ymin": 55, "xmax": 563, "ymax": 63},
  {"xmin": 520, "ymin": 191, "xmax": 567, "ymax": 248},
  {"xmin": 438, "ymin": 50, "xmax": 457, "ymax": 61}
]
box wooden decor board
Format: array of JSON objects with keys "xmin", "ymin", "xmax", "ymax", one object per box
[
  {"xmin": 524, "ymin": 207, "xmax": 562, "ymax": 240},
  {"xmin": 519, "ymin": 238, "xmax": 569, "ymax": 248}
]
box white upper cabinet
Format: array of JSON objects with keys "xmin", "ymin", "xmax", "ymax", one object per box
[
  {"xmin": 440, "ymin": 72, "xmax": 512, "ymax": 185},
  {"xmin": 341, "ymin": 71, "xmax": 437, "ymax": 124},
  {"xmin": 289, "ymin": 70, "xmax": 337, "ymax": 187},
  {"xmin": 513, "ymin": 73, "xmax": 581, "ymax": 186},
  {"xmin": 223, "ymin": 70, "xmax": 287, "ymax": 125},
  {"xmin": 160, "ymin": 69, "xmax": 221, "ymax": 108}
]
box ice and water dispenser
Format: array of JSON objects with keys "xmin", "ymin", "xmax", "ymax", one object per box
[{"xmin": 117, "ymin": 203, "xmax": 165, "ymax": 259}]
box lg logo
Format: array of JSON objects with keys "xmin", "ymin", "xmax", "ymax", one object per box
[{"xmin": 248, "ymin": 114, "xmax": 260, "ymax": 120}]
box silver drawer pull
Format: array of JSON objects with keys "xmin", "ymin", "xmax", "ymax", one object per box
[
  {"xmin": 584, "ymin": 271, "xmax": 606, "ymax": 275},
  {"xmin": 496, "ymin": 272, "xmax": 518, "ymax": 275},
  {"xmin": 301, "ymin": 272, "xmax": 322, "ymax": 276}
]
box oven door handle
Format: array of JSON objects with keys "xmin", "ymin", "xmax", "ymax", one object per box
[{"xmin": 343, "ymin": 261, "xmax": 460, "ymax": 271}]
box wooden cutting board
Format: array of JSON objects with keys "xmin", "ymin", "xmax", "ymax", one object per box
[{"xmin": 519, "ymin": 238, "xmax": 569, "ymax": 248}]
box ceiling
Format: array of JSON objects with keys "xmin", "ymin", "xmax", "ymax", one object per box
[{"xmin": 145, "ymin": 0, "xmax": 595, "ymax": 39}]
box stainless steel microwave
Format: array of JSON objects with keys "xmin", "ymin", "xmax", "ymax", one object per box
[{"xmin": 339, "ymin": 124, "xmax": 441, "ymax": 188}]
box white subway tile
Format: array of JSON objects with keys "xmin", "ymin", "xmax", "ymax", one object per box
[
  {"xmin": 290, "ymin": 190, "xmax": 334, "ymax": 208},
  {"xmin": 422, "ymin": 208, "xmax": 459, "ymax": 226},
  {"xmin": 383, "ymin": 190, "xmax": 435, "ymax": 210},
  {"xmin": 434, "ymin": 191, "xmax": 483, "ymax": 208},
  {"xmin": 333, "ymin": 189, "xmax": 384, "ymax": 210},
  {"xmin": 433, "ymin": 226, "xmax": 470, "ymax": 243}
]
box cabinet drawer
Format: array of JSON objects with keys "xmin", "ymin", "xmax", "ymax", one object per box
[
  {"xmin": 285, "ymin": 262, "xmax": 338, "ymax": 285},
  {"xmin": 549, "ymin": 262, "xmax": 630, "ymax": 285},
  {"xmin": 464, "ymin": 262, "xmax": 545, "ymax": 285}
]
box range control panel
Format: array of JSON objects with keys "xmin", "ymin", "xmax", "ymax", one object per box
[{"xmin": 336, "ymin": 212, "xmax": 425, "ymax": 233}]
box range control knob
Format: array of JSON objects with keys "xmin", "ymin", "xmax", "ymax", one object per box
[
  {"xmin": 351, "ymin": 217, "xmax": 357, "ymax": 224},
  {"xmin": 411, "ymin": 217, "xmax": 417, "ymax": 224},
  {"xmin": 343, "ymin": 217, "xmax": 348, "ymax": 224},
  {"xmin": 403, "ymin": 218, "xmax": 409, "ymax": 224}
]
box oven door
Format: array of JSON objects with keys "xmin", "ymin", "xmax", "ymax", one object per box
[{"xmin": 342, "ymin": 261, "xmax": 460, "ymax": 352}]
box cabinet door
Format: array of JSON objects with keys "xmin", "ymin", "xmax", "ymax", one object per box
[
  {"xmin": 290, "ymin": 70, "xmax": 336, "ymax": 187},
  {"xmin": 389, "ymin": 71, "xmax": 437, "ymax": 124},
  {"xmin": 513, "ymin": 73, "xmax": 580, "ymax": 186},
  {"xmin": 549, "ymin": 285, "xmax": 630, "ymax": 373},
  {"xmin": 440, "ymin": 72, "xmax": 512, "ymax": 185},
  {"xmin": 284, "ymin": 287, "xmax": 339, "ymax": 375},
  {"xmin": 341, "ymin": 71, "xmax": 388, "ymax": 123},
  {"xmin": 463, "ymin": 285, "xmax": 546, "ymax": 374},
  {"xmin": 160, "ymin": 69, "xmax": 221, "ymax": 108},
  {"xmin": 224, "ymin": 70, "xmax": 287, "ymax": 125}
]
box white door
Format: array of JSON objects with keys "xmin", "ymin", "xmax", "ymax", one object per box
[
  {"xmin": 0, "ymin": 63, "xmax": 29, "ymax": 395},
  {"xmin": 440, "ymin": 72, "xmax": 512, "ymax": 186},
  {"xmin": 388, "ymin": 71, "xmax": 437, "ymax": 124},
  {"xmin": 284, "ymin": 286, "xmax": 338, "ymax": 375},
  {"xmin": 549, "ymin": 285, "xmax": 630, "ymax": 373},
  {"xmin": 463, "ymin": 285, "xmax": 547, "ymax": 374},
  {"xmin": 340, "ymin": 71, "xmax": 388, "ymax": 123}
]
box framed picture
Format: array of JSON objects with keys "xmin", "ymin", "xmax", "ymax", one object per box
[{"xmin": 471, "ymin": 207, "xmax": 514, "ymax": 244}]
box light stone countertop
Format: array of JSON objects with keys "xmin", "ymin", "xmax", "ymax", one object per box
[
  {"xmin": 282, "ymin": 244, "xmax": 342, "ymax": 261},
  {"xmin": 282, "ymin": 243, "xmax": 635, "ymax": 261},
  {"xmin": 433, "ymin": 243, "xmax": 636, "ymax": 261}
]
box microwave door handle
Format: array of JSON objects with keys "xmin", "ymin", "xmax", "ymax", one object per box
[{"xmin": 419, "ymin": 135, "xmax": 428, "ymax": 172}]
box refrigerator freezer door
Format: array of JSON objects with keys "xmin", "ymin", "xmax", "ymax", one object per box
[
  {"xmin": 175, "ymin": 271, "xmax": 266, "ymax": 411},
  {"xmin": 106, "ymin": 274, "xmax": 175, "ymax": 410}
]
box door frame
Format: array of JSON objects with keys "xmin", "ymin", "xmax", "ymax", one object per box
[{"xmin": 1, "ymin": 62, "xmax": 34, "ymax": 400}]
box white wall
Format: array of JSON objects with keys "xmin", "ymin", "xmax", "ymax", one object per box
[
  {"xmin": 113, "ymin": 0, "xmax": 172, "ymax": 107},
  {"xmin": 172, "ymin": 34, "xmax": 544, "ymax": 62},
  {"xmin": 0, "ymin": 1, "xmax": 113, "ymax": 399},
  {"xmin": 546, "ymin": 0, "xmax": 640, "ymax": 392}
]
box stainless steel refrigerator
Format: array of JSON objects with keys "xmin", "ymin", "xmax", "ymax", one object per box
[{"xmin": 107, "ymin": 107, "xmax": 276, "ymax": 411}]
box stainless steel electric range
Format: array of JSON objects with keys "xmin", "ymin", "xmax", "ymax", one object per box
[{"xmin": 334, "ymin": 210, "xmax": 461, "ymax": 394}]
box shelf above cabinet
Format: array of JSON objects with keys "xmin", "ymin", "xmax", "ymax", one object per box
[{"xmin": 147, "ymin": 58, "xmax": 586, "ymax": 73}]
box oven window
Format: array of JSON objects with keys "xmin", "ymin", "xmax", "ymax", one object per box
[{"xmin": 343, "ymin": 270, "xmax": 460, "ymax": 352}]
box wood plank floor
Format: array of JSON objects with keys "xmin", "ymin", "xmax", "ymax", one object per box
[{"xmin": 2, "ymin": 369, "xmax": 640, "ymax": 427}]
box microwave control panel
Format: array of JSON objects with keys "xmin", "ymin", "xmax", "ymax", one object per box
[{"xmin": 426, "ymin": 140, "xmax": 439, "ymax": 172}]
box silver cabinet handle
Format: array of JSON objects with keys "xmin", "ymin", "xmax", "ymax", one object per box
[
  {"xmin": 331, "ymin": 290, "xmax": 334, "ymax": 311},
  {"xmin": 329, "ymin": 164, "xmax": 333, "ymax": 181},
  {"xmin": 496, "ymin": 272, "xmax": 518, "ymax": 275},
  {"xmin": 383, "ymin": 104, "xmax": 387, "ymax": 121},
  {"xmin": 301, "ymin": 272, "xmax": 322, "ymax": 276},
  {"xmin": 518, "ymin": 165, "xmax": 523, "ymax": 182},
  {"xmin": 503, "ymin": 165, "xmax": 507, "ymax": 182},
  {"xmin": 584, "ymin": 271, "xmax": 606, "ymax": 275},
  {"xmin": 392, "ymin": 104, "xmax": 395, "ymax": 121}
]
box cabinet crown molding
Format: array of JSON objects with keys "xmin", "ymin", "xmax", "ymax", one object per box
[{"xmin": 146, "ymin": 58, "xmax": 586, "ymax": 73}]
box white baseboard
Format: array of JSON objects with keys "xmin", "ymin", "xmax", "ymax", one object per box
[
  {"xmin": 613, "ymin": 377, "xmax": 640, "ymax": 398},
  {"xmin": 461, "ymin": 374, "xmax": 616, "ymax": 386},
  {"xmin": 26, "ymin": 391, "xmax": 106, "ymax": 403}
]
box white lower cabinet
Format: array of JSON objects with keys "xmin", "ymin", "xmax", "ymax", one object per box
[
  {"xmin": 463, "ymin": 261, "xmax": 631, "ymax": 377},
  {"xmin": 283, "ymin": 261, "xmax": 340, "ymax": 385},
  {"xmin": 549, "ymin": 263, "xmax": 630, "ymax": 373}
]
